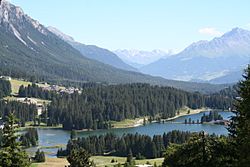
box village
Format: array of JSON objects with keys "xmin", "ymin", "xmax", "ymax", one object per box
[{"xmin": 0, "ymin": 76, "xmax": 82, "ymax": 126}]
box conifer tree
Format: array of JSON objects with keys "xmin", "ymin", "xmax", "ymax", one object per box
[
  {"xmin": 67, "ymin": 148, "xmax": 94, "ymax": 167},
  {"xmin": 229, "ymin": 65, "xmax": 250, "ymax": 166},
  {"xmin": 0, "ymin": 113, "xmax": 30, "ymax": 167}
]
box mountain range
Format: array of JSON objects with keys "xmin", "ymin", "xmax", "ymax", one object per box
[
  {"xmin": 47, "ymin": 26, "xmax": 137, "ymax": 72},
  {"xmin": 114, "ymin": 49, "xmax": 172, "ymax": 68},
  {"xmin": 139, "ymin": 28, "xmax": 250, "ymax": 84},
  {"xmin": 0, "ymin": 0, "xmax": 228, "ymax": 93}
]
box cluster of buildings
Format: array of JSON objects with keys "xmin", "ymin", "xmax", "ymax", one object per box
[{"xmin": 42, "ymin": 84, "xmax": 82, "ymax": 94}]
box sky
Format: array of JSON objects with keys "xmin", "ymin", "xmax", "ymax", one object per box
[{"xmin": 10, "ymin": 0, "xmax": 250, "ymax": 53}]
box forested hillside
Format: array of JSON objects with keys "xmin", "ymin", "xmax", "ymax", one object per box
[{"xmin": 43, "ymin": 83, "xmax": 233, "ymax": 130}]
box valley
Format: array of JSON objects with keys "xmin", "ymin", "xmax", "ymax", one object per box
[{"xmin": 0, "ymin": 0, "xmax": 249, "ymax": 166}]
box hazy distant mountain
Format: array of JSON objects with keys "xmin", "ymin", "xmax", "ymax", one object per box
[
  {"xmin": 0, "ymin": 0, "xmax": 229, "ymax": 93},
  {"xmin": 114, "ymin": 49, "xmax": 172, "ymax": 67},
  {"xmin": 209, "ymin": 70, "xmax": 244, "ymax": 84},
  {"xmin": 47, "ymin": 27, "xmax": 137, "ymax": 72},
  {"xmin": 140, "ymin": 28, "xmax": 250, "ymax": 83}
]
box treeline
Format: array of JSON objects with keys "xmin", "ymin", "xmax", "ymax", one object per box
[
  {"xmin": 57, "ymin": 130, "xmax": 196, "ymax": 159},
  {"xmin": 18, "ymin": 83, "xmax": 58, "ymax": 100},
  {"xmin": 45, "ymin": 83, "xmax": 233, "ymax": 130},
  {"xmin": 0, "ymin": 79, "xmax": 11, "ymax": 98},
  {"xmin": 200, "ymin": 111, "xmax": 223, "ymax": 123},
  {"xmin": 214, "ymin": 85, "xmax": 238, "ymax": 99},
  {"xmin": 20, "ymin": 128, "xmax": 38, "ymax": 148},
  {"xmin": 0, "ymin": 100, "xmax": 37, "ymax": 123},
  {"xmin": 162, "ymin": 132, "xmax": 234, "ymax": 167},
  {"xmin": 184, "ymin": 111, "xmax": 224, "ymax": 124}
]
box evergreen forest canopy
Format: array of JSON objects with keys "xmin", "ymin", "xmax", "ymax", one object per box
[
  {"xmin": 57, "ymin": 131, "xmax": 201, "ymax": 159},
  {"xmin": 44, "ymin": 83, "xmax": 233, "ymax": 130},
  {"xmin": 0, "ymin": 79, "xmax": 11, "ymax": 98},
  {"xmin": 0, "ymin": 100, "xmax": 37, "ymax": 124}
]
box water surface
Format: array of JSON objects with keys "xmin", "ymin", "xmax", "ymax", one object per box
[{"xmin": 27, "ymin": 111, "xmax": 234, "ymax": 157}]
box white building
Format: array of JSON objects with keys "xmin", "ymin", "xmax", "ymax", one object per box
[{"xmin": 0, "ymin": 76, "xmax": 11, "ymax": 81}]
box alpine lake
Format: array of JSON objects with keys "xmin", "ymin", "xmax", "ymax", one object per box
[{"xmin": 26, "ymin": 111, "xmax": 234, "ymax": 157}]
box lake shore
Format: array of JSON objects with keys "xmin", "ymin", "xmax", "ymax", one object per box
[
  {"xmin": 164, "ymin": 107, "xmax": 211, "ymax": 121},
  {"xmin": 111, "ymin": 107, "xmax": 211, "ymax": 129},
  {"xmin": 20, "ymin": 107, "xmax": 215, "ymax": 132}
]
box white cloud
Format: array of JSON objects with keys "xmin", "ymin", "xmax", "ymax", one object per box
[{"xmin": 198, "ymin": 27, "xmax": 222, "ymax": 36}]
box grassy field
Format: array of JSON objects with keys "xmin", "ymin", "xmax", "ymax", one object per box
[
  {"xmin": 10, "ymin": 78, "xmax": 66, "ymax": 95},
  {"xmin": 110, "ymin": 117, "xmax": 145, "ymax": 128},
  {"xmin": 18, "ymin": 123, "xmax": 63, "ymax": 131},
  {"xmin": 109, "ymin": 106, "xmax": 208, "ymax": 128},
  {"xmin": 92, "ymin": 156, "xmax": 164, "ymax": 167},
  {"xmin": 10, "ymin": 79, "xmax": 31, "ymax": 95},
  {"xmin": 33, "ymin": 157, "xmax": 69, "ymax": 167},
  {"xmin": 164, "ymin": 106, "xmax": 208, "ymax": 121},
  {"xmin": 30, "ymin": 164, "xmax": 38, "ymax": 167},
  {"xmin": 34, "ymin": 156, "xmax": 164, "ymax": 167},
  {"xmin": 4, "ymin": 96, "xmax": 50, "ymax": 104}
]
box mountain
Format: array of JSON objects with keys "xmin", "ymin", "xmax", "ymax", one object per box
[
  {"xmin": 140, "ymin": 28, "xmax": 250, "ymax": 83},
  {"xmin": 47, "ymin": 27, "xmax": 136, "ymax": 72},
  {"xmin": 0, "ymin": 0, "xmax": 229, "ymax": 93},
  {"xmin": 114, "ymin": 49, "xmax": 172, "ymax": 68},
  {"xmin": 209, "ymin": 69, "xmax": 244, "ymax": 84}
]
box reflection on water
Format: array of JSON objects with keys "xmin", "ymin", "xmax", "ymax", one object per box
[{"xmin": 26, "ymin": 111, "xmax": 234, "ymax": 157}]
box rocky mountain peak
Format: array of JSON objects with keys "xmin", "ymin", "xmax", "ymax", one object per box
[
  {"xmin": 0, "ymin": 0, "xmax": 48, "ymax": 36},
  {"xmin": 47, "ymin": 26, "xmax": 75, "ymax": 43}
]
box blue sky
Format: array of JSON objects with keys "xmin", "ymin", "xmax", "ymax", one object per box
[{"xmin": 10, "ymin": 0, "xmax": 250, "ymax": 52}]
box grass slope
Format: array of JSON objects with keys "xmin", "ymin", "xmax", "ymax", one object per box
[{"xmin": 34, "ymin": 156, "xmax": 164, "ymax": 167}]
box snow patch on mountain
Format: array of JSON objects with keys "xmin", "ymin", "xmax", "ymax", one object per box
[
  {"xmin": 27, "ymin": 35, "xmax": 37, "ymax": 45},
  {"xmin": 9, "ymin": 24, "xmax": 27, "ymax": 45},
  {"xmin": 114, "ymin": 49, "xmax": 172, "ymax": 66}
]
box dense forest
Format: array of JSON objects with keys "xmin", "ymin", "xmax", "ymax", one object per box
[
  {"xmin": 57, "ymin": 130, "xmax": 197, "ymax": 159},
  {"xmin": 18, "ymin": 83, "xmax": 58, "ymax": 100},
  {"xmin": 0, "ymin": 101, "xmax": 37, "ymax": 123},
  {"xmin": 162, "ymin": 132, "xmax": 235, "ymax": 167},
  {"xmin": 43, "ymin": 83, "xmax": 233, "ymax": 130},
  {"xmin": 0, "ymin": 79, "xmax": 11, "ymax": 98}
]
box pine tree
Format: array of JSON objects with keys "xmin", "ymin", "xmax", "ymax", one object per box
[
  {"xmin": 34, "ymin": 149, "xmax": 45, "ymax": 162},
  {"xmin": 0, "ymin": 113, "xmax": 30, "ymax": 167},
  {"xmin": 67, "ymin": 148, "xmax": 94, "ymax": 167},
  {"xmin": 229, "ymin": 65, "xmax": 250, "ymax": 166},
  {"xmin": 126, "ymin": 149, "xmax": 135, "ymax": 165},
  {"xmin": 70, "ymin": 130, "xmax": 77, "ymax": 140}
]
